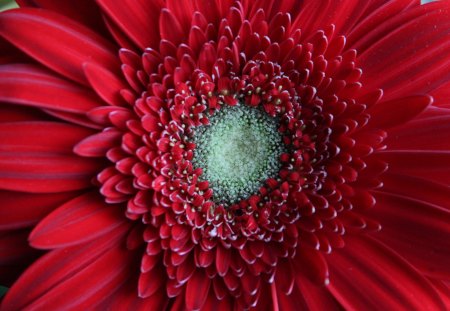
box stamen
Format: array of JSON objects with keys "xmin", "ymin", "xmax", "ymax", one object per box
[{"xmin": 192, "ymin": 104, "xmax": 285, "ymax": 204}]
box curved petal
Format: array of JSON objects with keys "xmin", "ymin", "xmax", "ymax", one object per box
[
  {"xmin": 380, "ymin": 173, "xmax": 450, "ymax": 210},
  {"xmin": 96, "ymin": 0, "xmax": 164, "ymax": 50},
  {"xmin": 385, "ymin": 113, "xmax": 450, "ymax": 150},
  {"xmin": 293, "ymin": 247, "xmax": 330, "ymax": 285},
  {"xmin": 0, "ymin": 8, "xmax": 119, "ymax": 85},
  {"xmin": 42, "ymin": 108, "xmax": 103, "ymax": 129},
  {"xmin": 0, "ymin": 121, "xmax": 101, "ymax": 193},
  {"xmin": 96, "ymin": 282, "xmax": 168, "ymax": 311},
  {"xmin": 294, "ymin": 1, "xmax": 369, "ymax": 40},
  {"xmin": 74, "ymin": 129, "xmax": 122, "ymax": 157},
  {"xmin": 14, "ymin": 0, "xmax": 109, "ymax": 36},
  {"xmin": 371, "ymin": 150, "xmax": 450, "ymax": 184},
  {"xmin": 29, "ymin": 192, "xmax": 126, "ymax": 249},
  {"xmin": 295, "ymin": 275, "xmax": 341, "ymax": 310},
  {"xmin": 366, "ymin": 192, "xmax": 450, "ymax": 279},
  {"xmin": 185, "ymin": 269, "xmax": 210, "ymax": 311},
  {"xmin": 0, "ymin": 190, "xmax": 80, "ymax": 230},
  {"xmin": 0, "ymin": 153, "xmax": 102, "ymax": 193},
  {"xmin": 0, "ymin": 64, "xmax": 103, "ymax": 113},
  {"xmin": 0, "ymin": 121, "xmax": 94, "ymax": 154},
  {"xmin": 83, "ymin": 62, "xmax": 129, "ymax": 106},
  {"xmin": 367, "ymin": 95, "xmax": 432, "ymax": 129},
  {"xmin": 1, "ymin": 224, "xmax": 132, "ymax": 310},
  {"xmin": 328, "ymin": 235, "xmax": 445, "ymax": 310},
  {"xmin": 356, "ymin": 1, "xmax": 450, "ymax": 100},
  {"xmin": 347, "ymin": 0, "xmax": 418, "ymax": 49}
]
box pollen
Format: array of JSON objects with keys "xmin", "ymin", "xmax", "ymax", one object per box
[{"xmin": 192, "ymin": 104, "xmax": 285, "ymax": 204}]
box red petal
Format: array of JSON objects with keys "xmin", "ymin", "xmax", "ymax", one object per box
[
  {"xmin": 328, "ymin": 235, "xmax": 445, "ymax": 310},
  {"xmin": 356, "ymin": 2, "xmax": 450, "ymax": 100},
  {"xmin": 102, "ymin": 13, "xmax": 139, "ymax": 51},
  {"xmin": 166, "ymin": 0, "xmax": 195, "ymax": 30},
  {"xmin": 372, "ymin": 150, "xmax": 450, "ymax": 184},
  {"xmin": 43, "ymin": 108, "xmax": 103, "ymax": 129},
  {"xmin": 367, "ymin": 95, "xmax": 431, "ymax": 129},
  {"xmin": 0, "ymin": 190, "xmax": 79, "ymax": 230},
  {"xmin": 292, "ymin": 247, "xmax": 329, "ymax": 285},
  {"xmin": 215, "ymin": 245, "xmax": 231, "ymax": 277},
  {"xmin": 295, "ymin": 274, "xmax": 340, "ymax": 310},
  {"xmin": 194, "ymin": 0, "xmax": 220, "ymax": 24},
  {"xmin": 202, "ymin": 294, "xmax": 233, "ymax": 311},
  {"xmin": 367, "ymin": 192, "xmax": 450, "ymax": 279},
  {"xmin": 1, "ymin": 224, "xmax": 130, "ymax": 310},
  {"xmin": 385, "ymin": 113, "xmax": 450, "ymax": 150},
  {"xmin": 380, "ymin": 173, "xmax": 450, "ymax": 210},
  {"xmin": 0, "ymin": 64, "xmax": 102, "ymax": 113},
  {"xmin": 83, "ymin": 62, "xmax": 129, "ymax": 106},
  {"xmin": 138, "ymin": 266, "xmax": 165, "ymax": 298},
  {"xmin": 275, "ymin": 259, "xmax": 295, "ymax": 295},
  {"xmin": 185, "ymin": 269, "xmax": 211, "ymax": 311},
  {"xmin": 96, "ymin": 0, "xmax": 164, "ymax": 50},
  {"xmin": 0, "ymin": 8, "xmax": 119, "ymax": 85},
  {"xmin": 159, "ymin": 9, "xmax": 185, "ymax": 45},
  {"xmin": 0, "ymin": 121, "xmax": 93, "ymax": 153},
  {"xmin": 97, "ymin": 281, "xmax": 167, "ymax": 310},
  {"xmin": 348, "ymin": 0, "xmax": 419, "ymax": 49},
  {"xmin": 276, "ymin": 284, "xmax": 310, "ymax": 311},
  {"xmin": 16, "ymin": 0, "xmax": 109, "ymax": 36},
  {"xmin": 0, "ymin": 152, "xmax": 101, "ymax": 194},
  {"xmin": 293, "ymin": 1, "xmax": 373, "ymax": 40},
  {"xmin": 29, "ymin": 192, "xmax": 125, "ymax": 249},
  {"xmin": 176, "ymin": 254, "xmax": 195, "ymax": 284},
  {"xmin": 74, "ymin": 129, "xmax": 122, "ymax": 157}
]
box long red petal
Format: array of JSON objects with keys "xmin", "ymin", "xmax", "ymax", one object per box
[
  {"xmin": 74, "ymin": 129, "xmax": 122, "ymax": 157},
  {"xmin": 372, "ymin": 150, "xmax": 450, "ymax": 184},
  {"xmin": 1, "ymin": 223, "xmax": 130, "ymax": 310},
  {"xmin": 356, "ymin": 1, "xmax": 450, "ymax": 100},
  {"xmin": 328, "ymin": 235, "xmax": 445, "ymax": 310},
  {"xmin": 366, "ymin": 192, "xmax": 450, "ymax": 279},
  {"xmin": 293, "ymin": 0, "xmax": 375, "ymax": 40},
  {"xmin": 0, "ymin": 8, "xmax": 119, "ymax": 85},
  {"xmin": 380, "ymin": 173, "xmax": 450, "ymax": 210},
  {"xmin": 0, "ymin": 64, "xmax": 102, "ymax": 113},
  {"xmin": 0, "ymin": 190, "xmax": 79, "ymax": 230},
  {"xmin": 0, "ymin": 152, "xmax": 101, "ymax": 193},
  {"xmin": 0, "ymin": 121, "xmax": 93, "ymax": 154},
  {"xmin": 295, "ymin": 274, "xmax": 341, "ymax": 310},
  {"xmin": 15, "ymin": 0, "xmax": 109, "ymax": 36},
  {"xmin": 385, "ymin": 113, "xmax": 450, "ymax": 150},
  {"xmin": 83, "ymin": 62, "xmax": 129, "ymax": 106},
  {"xmin": 367, "ymin": 95, "xmax": 431, "ymax": 129},
  {"xmin": 29, "ymin": 192, "xmax": 126, "ymax": 249},
  {"xmin": 96, "ymin": 0, "xmax": 164, "ymax": 50},
  {"xmin": 185, "ymin": 269, "xmax": 211, "ymax": 311}
]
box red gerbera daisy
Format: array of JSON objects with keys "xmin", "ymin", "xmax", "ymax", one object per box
[{"xmin": 0, "ymin": 0, "xmax": 449, "ymax": 310}]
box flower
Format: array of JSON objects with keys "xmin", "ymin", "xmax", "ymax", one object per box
[{"xmin": 0, "ymin": 0, "xmax": 449, "ymax": 310}]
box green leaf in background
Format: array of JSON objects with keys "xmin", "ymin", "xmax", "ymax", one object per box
[
  {"xmin": 0, "ymin": 285, "xmax": 7, "ymax": 298},
  {"xmin": 0, "ymin": 0, "xmax": 18, "ymax": 12}
]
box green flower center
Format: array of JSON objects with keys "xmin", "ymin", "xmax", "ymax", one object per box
[{"xmin": 192, "ymin": 104, "xmax": 285, "ymax": 204}]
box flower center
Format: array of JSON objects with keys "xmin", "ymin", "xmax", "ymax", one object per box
[{"xmin": 192, "ymin": 104, "xmax": 285, "ymax": 204}]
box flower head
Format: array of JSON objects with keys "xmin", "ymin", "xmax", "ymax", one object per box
[{"xmin": 0, "ymin": 0, "xmax": 449, "ymax": 310}]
